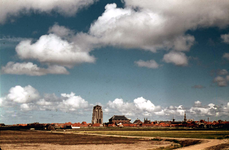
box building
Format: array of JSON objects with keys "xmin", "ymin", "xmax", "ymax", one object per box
[
  {"xmin": 92, "ymin": 105, "xmax": 103, "ymax": 124},
  {"xmin": 109, "ymin": 115, "xmax": 131, "ymax": 124},
  {"xmin": 184, "ymin": 112, "xmax": 187, "ymax": 122},
  {"xmin": 133, "ymin": 118, "xmax": 142, "ymax": 125},
  {"xmin": 143, "ymin": 118, "xmax": 151, "ymax": 124}
]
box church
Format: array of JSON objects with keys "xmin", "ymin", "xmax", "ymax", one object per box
[{"xmin": 91, "ymin": 105, "xmax": 103, "ymax": 124}]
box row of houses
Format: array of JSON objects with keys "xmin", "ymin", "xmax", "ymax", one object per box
[
  {"xmin": 105, "ymin": 115, "xmax": 229, "ymax": 129},
  {"xmin": 3, "ymin": 105, "xmax": 226, "ymax": 130},
  {"xmin": 7, "ymin": 115, "xmax": 228, "ymax": 130},
  {"xmin": 1, "ymin": 113, "xmax": 228, "ymax": 130}
]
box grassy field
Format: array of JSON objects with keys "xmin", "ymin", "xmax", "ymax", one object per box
[{"xmin": 76, "ymin": 130, "xmax": 229, "ymax": 139}]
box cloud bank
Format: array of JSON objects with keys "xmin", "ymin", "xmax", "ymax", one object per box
[
  {"xmin": 105, "ymin": 97, "xmax": 229, "ymax": 120},
  {"xmin": 1, "ymin": 85, "xmax": 229, "ymax": 121},
  {"xmin": 0, "ymin": 0, "xmax": 97, "ymax": 24},
  {"xmin": 0, "ymin": 85, "xmax": 90, "ymax": 112}
]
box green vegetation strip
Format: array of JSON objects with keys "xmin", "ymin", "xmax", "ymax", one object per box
[{"xmin": 79, "ymin": 131, "xmax": 229, "ymax": 139}]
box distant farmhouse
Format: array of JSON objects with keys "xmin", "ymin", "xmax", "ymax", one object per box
[
  {"xmin": 92, "ymin": 105, "xmax": 103, "ymax": 124},
  {"xmin": 109, "ymin": 115, "xmax": 131, "ymax": 124}
]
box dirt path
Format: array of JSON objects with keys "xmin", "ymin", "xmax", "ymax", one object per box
[{"xmin": 177, "ymin": 139, "xmax": 229, "ymax": 150}]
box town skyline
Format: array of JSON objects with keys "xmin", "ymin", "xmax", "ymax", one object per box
[{"xmin": 0, "ymin": 0, "xmax": 229, "ymax": 124}]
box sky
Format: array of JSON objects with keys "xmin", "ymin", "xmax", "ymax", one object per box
[{"xmin": 0, "ymin": 0, "xmax": 229, "ymax": 124}]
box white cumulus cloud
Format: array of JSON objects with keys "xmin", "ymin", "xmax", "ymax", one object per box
[
  {"xmin": 124, "ymin": 0, "xmax": 229, "ymax": 28},
  {"xmin": 48, "ymin": 23, "xmax": 75, "ymax": 39},
  {"xmin": 36, "ymin": 99, "xmax": 52, "ymax": 106},
  {"xmin": 173, "ymin": 35, "xmax": 195, "ymax": 51},
  {"xmin": 106, "ymin": 97, "xmax": 161, "ymax": 117},
  {"xmin": 194, "ymin": 101, "xmax": 202, "ymax": 107},
  {"xmin": 1, "ymin": 85, "xmax": 229, "ymax": 120},
  {"xmin": 0, "ymin": 0, "xmax": 97, "ymax": 24},
  {"xmin": 58, "ymin": 92, "xmax": 89, "ymax": 111},
  {"xmin": 1, "ymin": 62, "xmax": 69, "ymax": 76},
  {"xmin": 214, "ymin": 76, "xmax": 227, "ymax": 87},
  {"xmin": 0, "ymin": 98, "xmax": 4, "ymax": 106},
  {"xmin": 15, "ymin": 34, "xmax": 95, "ymax": 67},
  {"xmin": 135, "ymin": 60, "xmax": 159, "ymax": 69},
  {"xmin": 8, "ymin": 1, "xmax": 229, "ymax": 71},
  {"xmin": 218, "ymin": 69, "xmax": 228, "ymax": 75},
  {"xmin": 0, "ymin": 84, "xmax": 92, "ymax": 117},
  {"xmin": 20, "ymin": 103, "xmax": 33, "ymax": 111},
  {"xmin": 221, "ymin": 33, "xmax": 229, "ymax": 44},
  {"xmin": 107, "ymin": 98, "xmax": 135, "ymax": 116},
  {"xmin": 226, "ymin": 75, "xmax": 229, "ymax": 81},
  {"xmin": 134, "ymin": 97, "xmax": 160, "ymax": 112},
  {"xmin": 163, "ymin": 51, "xmax": 188, "ymax": 66},
  {"xmin": 0, "ymin": 85, "xmax": 91, "ymax": 113},
  {"xmin": 6, "ymin": 85, "xmax": 40, "ymax": 103},
  {"xmin": 78, "ymin": 0, "xmax": 229, "ymax": 54},
  {"xmin": 223, "ymin": 53, "xmax": 229, "ymax": 60},
  {"xmin": 190, "ymin": 102, "xmax": 218, "ymax": 116},
  {"xmin": 88, "ymin": 3, "xmax": 196, "ymax": 52}
]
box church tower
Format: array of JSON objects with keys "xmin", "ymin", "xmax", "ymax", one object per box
[
  {"xmin": 92, "ymin": 105, "xmax": 103, "ymax": 124},
  {"xmin": 184, "ymin": 112, "xmax": 187, "ymax": 122}
]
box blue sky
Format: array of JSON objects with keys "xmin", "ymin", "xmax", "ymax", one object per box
[{"xmin": 0, "ymin": 0, "xmax": 229, "ymax": 124}]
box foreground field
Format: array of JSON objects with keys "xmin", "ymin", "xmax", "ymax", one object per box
[
  {"xmin": 0, "ymin": 130, "xmax": 173, "ymax": 150},
  {"xmin": 76, "ymin": 130, "xmax": 229, "ymax": 139},
  {"xmin": 0, "ymin": 130, "xmax": 228, "ymax": 150}
]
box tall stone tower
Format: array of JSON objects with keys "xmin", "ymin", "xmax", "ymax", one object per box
[
  {"xmin": 184, "ymin": 112, "xmax": 187, "ymax": 122},
  {"xmin": 92, "ymin": 105, "xmax": 103, "ymax": 124}
]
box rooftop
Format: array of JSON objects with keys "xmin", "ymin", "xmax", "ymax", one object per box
[{"xmin": 109, "ymin": 115, "xmax": 130, "ymax": 120}]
